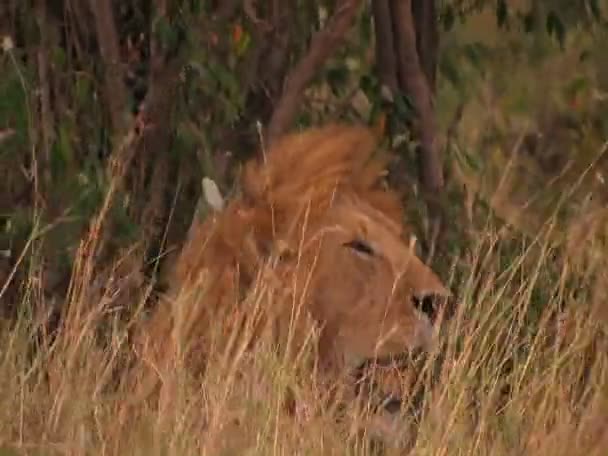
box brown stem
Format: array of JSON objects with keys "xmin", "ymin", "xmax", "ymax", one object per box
[
  {"xmin": 371, "ymin": 0, "xmax": 399, "ymax": 94},
  {"xmin": 390, "ymin": 0, "xmax": 443, "ymax": 193},
  {"xmin": 390, "ymin": 0, "xmax": 444, "ymax": 261},
  {"xmin": 65, "ymin": 0, "xmax": 92, "ymax": 65},
  {"xmin": 244, "ymin": 0, "xmax": 294, "ymax": 122},
  {"xmin": 0, "ymin": 1, "xmax": 17, "ymax": 38},
  {"xmin": 411, "ymin": 0, "xmax": 438, "ymax": 90},
  {"xmin": 134, "ymin": 1, "xmax": 182, "ymax": 245},
  {"xmin": 89, "ymin": 0, "xmax": 128, "ymax": 136},
  {"xmin": 34, "ymin": 0, "xmax": 54, "ymax": 185},
  {"xmin": 264, "ymin": 0, "xmax": 295, "ymax": 104},
  {"xmin": 266, "ymin": 0, "xmax": 363, "ymax": 144},
  {"xmin": 243, "ymin": 0, "xmax": 273, "ymax": 32},
  {"xmin": 215, "ymin": 0, "xmax": 242, "ymax": 21}
]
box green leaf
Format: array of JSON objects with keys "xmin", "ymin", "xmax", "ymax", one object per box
[
  {"xmin": 587, "ymin": 0, "xmax": 601, "ymax": 21},
  {"xmin": 234, "ymin": 28, "xmax": 251, "ymax": 57},
  {"xmin": 393, "ymin": 93, "xmax": 415, "ymax": 121},
  {"xmin": 359, "ymin": 74, "xmax": 378, "ymax": 97},
  {"xmin": 358, "ymin": 6, "xmax": 373, "ymax": 44},
  {"xmin": 454, "ymin": 146, "xmax": 482, "ymax": 173},
  {"xmin": 154, "ymin": 14, "xmax": 180, "ymax": 52},
  {"xmin": 564, "ymin": 75, "xmax": 590, "ymax": 100},
  {"xmin": 442, "ymin": 5, "xmax": 456, "ymax": 31},
  {"xmin": 0, "ymin": 72, "xmax": 30, "ymax": 152},
  {"xmin": 496, "ymin": 0, "xmax": 509, "ymax": 28},
  {"xmin": 521, "ymin": 11, "xmax": 535, "ymax": 33},
  {"xmin": 546, "ymin": 11, "xmax": 566, "ymax": 48},
  {"xmin": 207, "ymin": 60, "xmax": 240, "ymax": 98},
  {"xmin": 51, "ymin": 122, "xmax": 75, "ymax": 177},
  {"xmin": 111, "ymin": 198, "xmax": 140, "ymax": 243},
  {"xmin": 326, "ymin": 65, "xmax": 349, "ymax": 90},
  {"xmin": 75, "ymin": 74, "xmax": 92, "ymax": 108},
  {"xmin": 462, "ymin": 42, "xmax": 490, "ymax": 74},
  {"xmin": 190, "ymin": 0, "xmax": 203, "ymax": 15},
  {"xmin": 439, "ymin": 54, "xmax": 462, "ymax": 88},
  {"xmin": 50, "ymin": 45, "xmax": 67, "ymax": 68}
]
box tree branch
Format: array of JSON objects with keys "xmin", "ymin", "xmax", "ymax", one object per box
[
  {"xmin": 412, "ymin": 0, "xmax": 439, "ymax": 90},
  {"xmin": 134, "ymin": 1, "xmax": 182, "ymax": 243},
  {"xmin": 243, "ymin": 0, "xmax": 295, "ymax": 128},
  {"xmin": 89, "ymin": 0, "xmax": 128, "ymax": 136},
  {"xmin": 390, "ymin": 0, "xmax": 445, "ymax": 261},
  {"xmin": 371, "ymin": 0, "xmax": 399, "ymax": 94},
  {"xmin": 214, "ymin": 0, "xmax": 242, "ymax": 21},
  {"xmin": 266, "ymin": 0, "xmax": 363, "ymax": 144},
  {"xmin": 35, "ymin": 0, "xmax": 54, "ymax": 185},
  {"xmin": 390, "ymin": 0, "xmax": 443, "ymax": 193}
]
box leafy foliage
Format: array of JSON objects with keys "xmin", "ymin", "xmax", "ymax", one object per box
[{"xmin": 0, "ymin": 1, "xmax": 607, "ymax": 453}]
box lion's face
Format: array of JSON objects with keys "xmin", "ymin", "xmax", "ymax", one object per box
[{"xmin": 281, "ymin": 194, "xmax": 450, "ymax": 371}]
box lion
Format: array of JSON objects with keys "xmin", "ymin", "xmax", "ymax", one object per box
[{"xmin": 125, "ymin": 123, "xmax": 451, "ymax": 442}]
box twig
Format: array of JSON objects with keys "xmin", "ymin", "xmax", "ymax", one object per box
[{"xmin": 266, "ymin": 0, "xmax": 363, "ymax": 144}]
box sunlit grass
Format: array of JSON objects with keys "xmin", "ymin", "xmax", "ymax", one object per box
[{"xmin": 0, "ymin": 201, "xmax": 606, "ymax": 456}]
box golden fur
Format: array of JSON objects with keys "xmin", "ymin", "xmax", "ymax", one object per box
[{"xmin": 127, "ymin": 124, "xmax": 451, "ymax": 414}]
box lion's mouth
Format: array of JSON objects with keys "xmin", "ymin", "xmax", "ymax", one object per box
[
  {"xmin": 352, "ymin": 349, "xmax": 429, "ymax": 416},
  {"xmin": 359, "ymin": 349, "xmax": 427, "ymax": 370},
  {"xmin": 350, "ymin": 293, "xmax": 456, "ymax": 418}
]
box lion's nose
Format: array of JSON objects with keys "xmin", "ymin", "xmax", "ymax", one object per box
[{"xmin": 412, "ymin": 292, "xmax": 451, "ymax": 325}]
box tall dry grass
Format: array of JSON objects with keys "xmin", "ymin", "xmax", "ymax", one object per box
[
  {"xmin": 1, "ymin": 195, "xmax": 606, "ymax": 456},
  {"xmin": 1, "ymin": 121, "xmax": 607, "ymax": 454}
]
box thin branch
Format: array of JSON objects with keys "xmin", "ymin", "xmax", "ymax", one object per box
[
  {"xmin": 244, "ymin": 0, "xmax": 294, "ymax": 121},
  {"xmin": 215, "ymin": 0, "xmax": 243, "ymax": 21},
  {"xmin": 266, "ymin": 0, "xmax": 363, "ymax": 144},
  {"xmin": 412, "ymin": 0, "xmax": 439, "ymax": 90},
  {"xmin": 391, "ymin": 0, "xmax": 443, "ymax": 192},
  {"xmin": 133, "ymin": 1, "xmax": 184, "ymax": 249},
  {"xmin": 89, "ymin": 0, "xmax": 128, "ymax": 136},
  {"xmin": 243, "ymin": 0, "xmax": 273, "ymax": 32},
  {"xmin": 371, "ymin": 0, "xmax": 399, "ymax": 94},
  {"xmin": 390, "ymin": 0, "xmax": 445, "ymax": 261},
  {"xmin": 35, "ymin": 0, "xmax": 54, "ymax": 185}
]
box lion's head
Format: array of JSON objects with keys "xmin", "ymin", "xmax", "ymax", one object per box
[
  {"xmin": 297, "ymin": 192, "xmax": 449, "ymax": 370},
  {"xmin": 129, "ymin": 124, "xmax": 451, "ymax": 423}
]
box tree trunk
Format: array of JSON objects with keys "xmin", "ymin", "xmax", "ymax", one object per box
[{"xmin": 369, "ymin": 0, "xmax": 444, "ymax": 260}]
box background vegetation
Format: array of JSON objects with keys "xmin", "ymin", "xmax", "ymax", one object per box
[{"xmin": 1, "ymin": 0, "xmax": 607, "ymax": 454}]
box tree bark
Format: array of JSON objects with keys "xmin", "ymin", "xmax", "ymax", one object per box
[
  {"xmin": 389, "ymin": 0, "xmax": 445, "ymax": 260},
  {"xmin": 266, "ymin": 0, "xmax": 363, "ymax": 144},
  {"xmin": 371, "ymin": 0, "xmax": 399, "ymax": 94},
  {"xmin": 391, "ymin": 0, "xmax": 443, "ymax": 193},
  {"xmin": 412, "ymin": 0, "xmax": 438, "ymax": 90},
  {"xmin": 89, "ymin": 0, "xmax": 128, "ymax": 137}
]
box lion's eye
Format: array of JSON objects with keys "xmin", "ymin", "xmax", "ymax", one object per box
[{"xmin": 343, "ymin": 239, "xmax": 374, "ymax": 256}]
